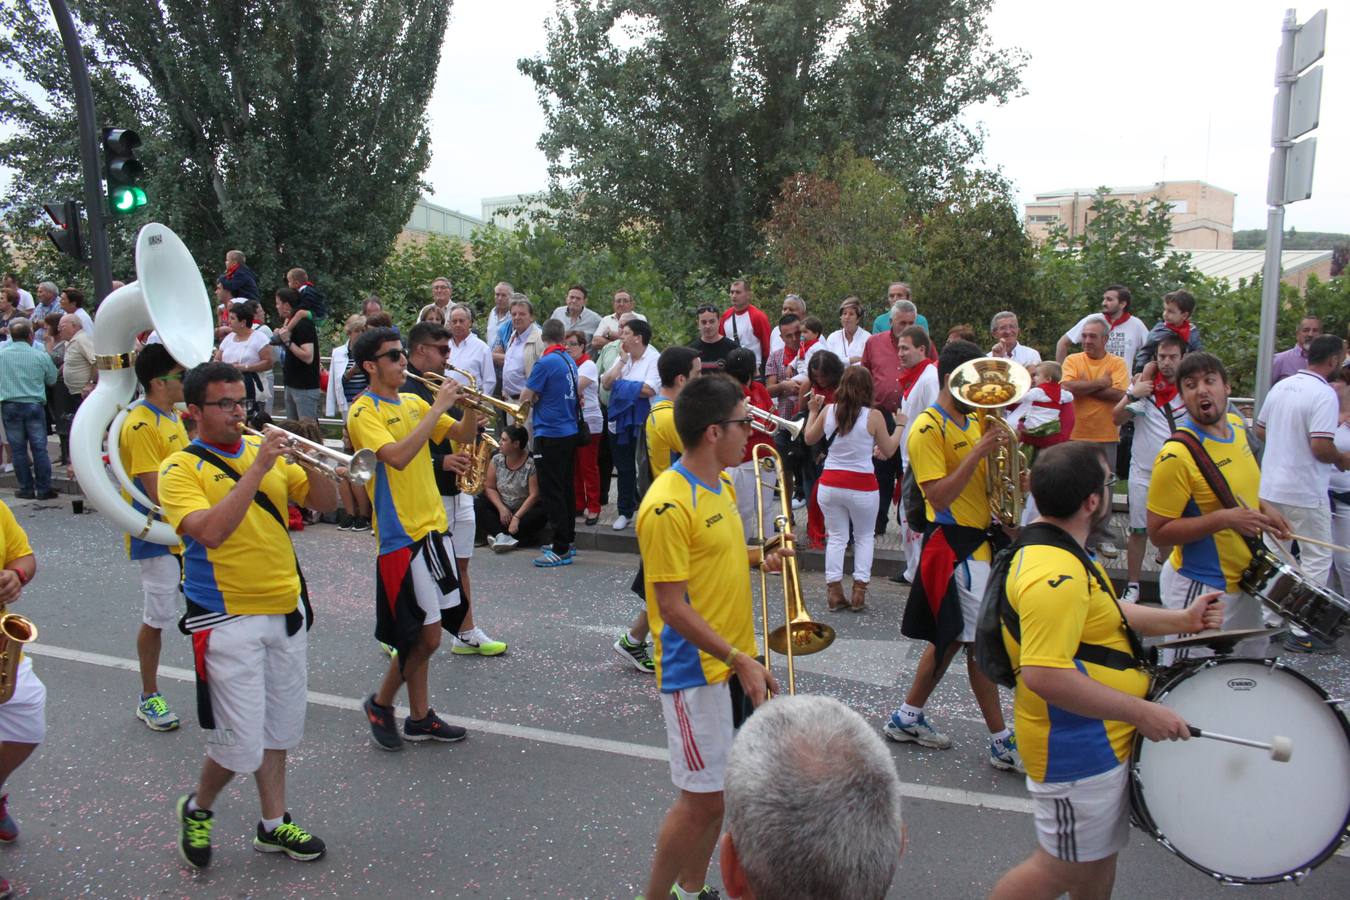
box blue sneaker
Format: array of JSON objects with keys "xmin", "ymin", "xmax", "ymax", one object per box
[
  {"xmin": 882, "ymin": 711, "xmax": 951, "ymax": 749},
  {"xmin": 990, "ymin": 733, "xmax": 1025, "ymax": 773},
  {"xmin": 136, "ymin": 692, "xmax": 181, "ymax": 732},
  {"xmin": 533, "ymin": 548, "xmax": 572, "ymax": 568}
]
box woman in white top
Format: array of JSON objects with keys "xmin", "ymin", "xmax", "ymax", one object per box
[
  {"xmin": 824, "ymin": 296, "xmax": 870, "ymax": 366},
  {"xmin": 803, "ymin": 366, "xmax": 900, "ymax": 611},
  {"xmin": 325, "ymin": 314, "xmax": 368, "ymax": 417},
  {"xmin": 566, "ymin": 329, "xmax": 604, "ymax": 525},
  {"xmin": 213, "ymin": 301, "xmax": 274, "ymax": 415}
]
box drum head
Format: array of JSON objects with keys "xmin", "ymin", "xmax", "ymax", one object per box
[
  {"xmin": 1133, "ymin": 660, "xmax": 1350, "ymax": 883},
  {"xmin": 1157, "ymin": 628, "xmax": 1281, "ymax": 650}
]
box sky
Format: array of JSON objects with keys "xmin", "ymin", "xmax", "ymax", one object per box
[{"xmin": 425, "ymin": 0, "xmax": 1348, "ymax": 233}]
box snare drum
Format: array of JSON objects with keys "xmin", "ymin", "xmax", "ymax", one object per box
[
  {"xmin": 1240, "ymin": 548, "xmax": 1350, "ymax": 643},
  {"xmin": 1131, "ymin": 658, "xmax": 1350, "ymax": 884}
]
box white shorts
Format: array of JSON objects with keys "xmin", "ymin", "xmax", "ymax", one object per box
[
  {"xmin": 443, "ymin": 493, "xmax": 476, "ymax": 560},
  {"xmin": 409, "ymin": 532, "xmax": 463, "ymax": 626},
  {"xmin": 1028, "ymin": 762, "xmax": 1130, "ymax": 862},
  {"xmin": 1157, "ymin": 560, "xmax": 1266, "ymax": 664},
  {"xmin": 0, "ymin": 659, "xmax": 46, "ymax": 744},
  {"xmin": 1127, "ymin": 469, "xmax": 1150, "ymax": 532},
  {"xmin": 140, "ymin": 554, "xmax": 181, "ymax": 630},
  {"xmin": 955, "ymin": 558, "xmax": 991, "ymax": 643},
  {"xmin": 660, "ymin": 681, "xmax": 734, "ymax": 794},
  {"xmin": 202, "ymin": 614, "xmax": 308, "ymax": 774}
]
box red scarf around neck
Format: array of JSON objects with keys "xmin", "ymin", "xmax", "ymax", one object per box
[
  {"xmin": 1105, "ymin": 310, "xmax": 1132, "ymax": 328},
  {"xmin": 897, "ymin": 358, "xmax": 932, "ymax": 398},
  {"xmin": 783, "ymin": 343, "xmax": 802, "ymax": 366},
  {"xmin": 1165, "ymin": 320, "xmax": 1192, "ymax": 343},
  {"xmin": 1038, "ymin": 381, "xmax": 1063, "ymax": 404},
  {"xmin": 541, "ymin": 343, "xmax": 568, "ymax": 358},
  {"xmin": 1152, "ymin": 375, "xmax": 1178, "ymax": 408}
]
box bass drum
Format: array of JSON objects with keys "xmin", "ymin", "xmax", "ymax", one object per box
[{"xmin": 1130, "ymin": 658, "xmax": 1350, "ymax": 884}]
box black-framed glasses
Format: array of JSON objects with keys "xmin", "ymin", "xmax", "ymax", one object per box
[
  {"xmin": 376, "ymin": 348, "xmax": 407, "ymax": 363},
  {"xmin": 1103, "ymin": 474, "xmax": 1118, "ymax": 491},
  {"xmin": 205, "ymin": 397, "xmax": 247, "ymax": 412},
  {"xmin": 717, "ymin": 417, "xmax": 754, "ymax": 429},
  {"xmin": 429, "ymin": 344, "xmax": 451, "ymax": 356}
]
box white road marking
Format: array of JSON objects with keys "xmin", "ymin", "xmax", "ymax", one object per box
[{"xmin": 26, "ymin": 640, "xmax": 1350, "ymax": 851}]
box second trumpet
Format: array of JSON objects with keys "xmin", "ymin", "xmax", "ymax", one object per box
[{"xmin": 243, "ymin": 424, "xmax": 377, "ymax": 485}]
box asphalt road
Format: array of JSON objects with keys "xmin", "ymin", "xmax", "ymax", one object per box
[{"xmin": 2, "ymin": 493, "xmax": 1348, "ymax": 898}]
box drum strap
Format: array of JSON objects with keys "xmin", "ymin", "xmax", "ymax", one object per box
[{"xmin": 1166, "ymin": 431, "xmax": 1264, "ymax": 555}]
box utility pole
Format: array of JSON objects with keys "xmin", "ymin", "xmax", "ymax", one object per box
[{"xmin": 1255, "ymin": 8, "xmax": 1326, "ymax": 412}]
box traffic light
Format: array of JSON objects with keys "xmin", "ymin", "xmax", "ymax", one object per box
[
  {"xmin": 102, "ymin": 127, "xmax": 147, "ymax": 214},
  {"xmin": 43, "ymin": 200, "xmax": 84, "ymax": 261}
]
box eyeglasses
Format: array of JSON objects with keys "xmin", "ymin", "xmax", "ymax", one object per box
[
  {"xmin": 1103, "ymin": 474, "xmax": 1118, "ymax": 490},
  {"xmin": 205, "ymin": 397, "xmax": 247, "ymax": 412},
  {"xmin": 376, "ymin": 348, "xmax": 407, "ymax": 363},
  {"xmin": 717, "ymin": 417, "xmax": 754, "ymax": 429},
  {"xmin": 157, "ymin": 372, "xmax": 184, "ymax": 382},
  {"xmin": 429, "ymin": 344, "xmax": 451, "ymax": 356}
]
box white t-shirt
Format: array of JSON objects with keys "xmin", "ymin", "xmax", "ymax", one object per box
[
  {"xmin": 898, "ymin": 365, "xmax": 940, "ymax": 464},
  {"xmin": 1126, "ymin": 388, "xmax": 1187, "ymax": 476},
  {"xmin": 1330, "ymin": 423, "xmax": 1350, "ymax": 494},
  {"xmin": 14, "ymin": 289, "xmax": 33, "ymax": 313},
  {"xmin": 218, "ymin": 329, "xmax": 270, "ymax": 368},
  {"xmin": 990, "ymin": 342, "xmax": 1042, "ymax": 368},
  {"xmin": 576, "ymin": 358, "xmax": 602, "ymax": 432},
  {"xmin": 1064, "ymin": 314, "xmax": 1150, "ymax": 367},
  {"xmin": 722, "ymin": 309, "xmax": 762, "ymax": 365},
  {"xmin": 1257, "ymin": 369, "xmax": 1338, "ymax": 507},
  {"xmin": 605, "ymin": 346, "xmax": 661, "ymax": 433},
  {"xmin": 825, "ymin": 328, "xmax": 870, "ymax": 365}
]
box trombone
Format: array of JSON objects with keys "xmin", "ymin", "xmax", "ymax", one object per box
[
  {"xmin": 243, "ymin": 424, "xmax": 377, "ymax": 485},
  {"xmin": 751, "ymin": 442, "xmax": 834, "ymax": 695},
  {"xmin": 747, "ymin": 405, "xmax": 804, "ymax": 440},
  {"xmin": 403, "ymin": 367, "xmax": 532, "ymax": 424}
]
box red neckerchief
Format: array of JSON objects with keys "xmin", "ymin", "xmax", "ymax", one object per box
[
  {"xmin": 540, "ymin": 343, "xmax": 568, "ymax": 358},
  {"xmin": 782, "ymin": 343, "xmax": 802, "ymax": 366},
  {"xmin": 1105, "ymin": 310, "xmax": 1132, "ymax": 329},
  {"xmin": 1038, "ymin": 381, "xmax": 1063, "ymax": 404},
  {"xmin": 225, "ymin": 263, "xmax": 238, "ymax": 277},
  {"xmin": 1152, "ymin": 375, "xmax": 1178, "ymax": 408},
  {"xmin": 202, "ymin": 438, "xmax": 244, "ymax": 455},
  {"xmin": 897, "ymin": 358, "xmax": 932, "ymax": 398},
  {"xmin": 800, "ymin": 336, "xmax": 819, "ymax": 357},
  {"xmin": 1165, "ymin": 320, "xmax": 1192, "ymax": 343},
  {"xmin": 302, "ymin": 281, "xmax": 314, "ymax": 289}
]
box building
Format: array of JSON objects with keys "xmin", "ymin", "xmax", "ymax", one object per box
[
  {"xmin": 1025, "ymin": 181, "xmax": 1235, "ymax": 250},
  {"xmin": 1168, "ymin": 248, "xmax": 1334, "ymax": 292},
  {"xmin": 397, "ymin": 196, "xmax": 483, "ymax": 247},
  {"xmin": 480, "ymin": 192, "xmax": 552, "ymax": 231}
]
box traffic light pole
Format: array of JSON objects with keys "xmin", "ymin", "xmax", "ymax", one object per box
[{"xmin": 48, "ymin": 0, "xmax": 113, "ymax": 303}]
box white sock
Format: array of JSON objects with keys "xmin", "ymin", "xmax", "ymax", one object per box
[
  {"xmin": 898, "ymin": 703, "xmax": 922, "ymax": 725},
  {"xmin": 186, "ymin": 797, "xmax": 204, "ymax": 815},
  {"xmin": 672, "ymin": 885, "xmax": 705, "ymax": 900},
  {"xmin": 991, "ymin": 728, "xmax": 1012, "ymax": 742},
  {"xmin": 629, "ymin": 630, "xmax": 645, "ymax": 644},
  {"xmin": 261, "ymin": 814, "xmax": 284, "ymax": 833}
]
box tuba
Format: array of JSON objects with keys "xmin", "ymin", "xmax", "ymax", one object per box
[
  {"xmin": 947, "ymin": 357, "xmax": 1031, "ymax": 527},
  {"xmin": 0, "ymin": 607, "xmax": 37, "ymax": 704},
  {"xmin": 70, "ymin": 224, "xmax": 215, "ymax": 545}
]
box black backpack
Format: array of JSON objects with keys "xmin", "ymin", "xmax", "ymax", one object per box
[
  {"xmin": 974, "ymin": 522, "xmax": 1147, "ymax": 689},
  {"xmin": 902, "ymin": 408, "xmax": 945, "ymax": 532}
]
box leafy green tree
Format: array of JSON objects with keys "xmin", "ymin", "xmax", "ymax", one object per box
[
  {"xmin": 372, "ymin": 236, "xmax": 477, "ymax": 328},
  {"xmin": 0, "ymin": 0, "xmax": 450, "ymax": 312},
  {"xmin": 520, "ymin": 0, "xmax": 1024, "ymax": 282}
]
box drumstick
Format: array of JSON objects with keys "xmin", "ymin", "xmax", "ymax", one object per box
[
  {"xmin": 1187, "ymin": 726, "xmax": 1293, "ymax": 762},
  {"xmin": 1287, "ymin": 533, "xmax": 1350, "ymax": 555}
]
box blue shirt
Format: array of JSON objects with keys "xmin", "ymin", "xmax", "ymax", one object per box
[
  {"xmin": 872, "ymin": 311, "xmax": 931, "ymax": 335},
  {"xmin": 525, "ymin": 349, "xmax": 579, "ymax": 439},
  {"xmin": 0, "ymin": 341, "xmax": 58, "ymax": 403}
]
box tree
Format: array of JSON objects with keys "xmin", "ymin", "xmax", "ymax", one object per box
[
  {"xmin": 520, "ymin": 0, "xmax": 1024, "ymax": 282},
  {"xmin": 0, "ymin": 0, "xmax": 450, "ymax": 312}
]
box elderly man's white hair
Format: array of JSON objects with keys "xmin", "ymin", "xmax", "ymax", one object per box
[
  {"xmin": 990, "ymin": 310, "xmax": 1018, "ymax": 333},
  {"xmin": 723, "ymin": 695, "xmax": 903, "ymax": 899},
  {"xmin": 1080, "ymin": 313, "xmax": 1111, "ymax": 337},
  {"xmin": 889, "ymin": 299, "xmax": 917, "ymax": 319}
]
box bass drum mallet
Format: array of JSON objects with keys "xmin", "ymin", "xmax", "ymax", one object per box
[{"xmin": 1187, "ymin": 726, "xmax": 1293, "ymax": 762}]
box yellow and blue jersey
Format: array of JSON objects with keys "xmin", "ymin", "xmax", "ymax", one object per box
[
  {"xmin": 1147, "ymin": 413, "xmax": 1260, "ymax": 592},
  {"xmin": 159, "ymin": 436, "xmax": 309, "ymax": 616},
  {"xmin": 645, "ymin": 398, "xmax": 682, "ymax": 478},
  {"xmin": 907, "ymin": 404, "xmax": 991, "ymax": 560},
  {"xmin": 1004, "ymin": 543, "xmax": 1150, "ymax": 783},
  {"xmin": 346, "ymin": 391, "xmax": 455, "ymax": 554},
  {"xmin": 638, "ymin": 461, "xmax": 756, "ymax": 692},
  {"xmin": 118, "ymin": 400, "xmax": 187, "ymax": 560}
]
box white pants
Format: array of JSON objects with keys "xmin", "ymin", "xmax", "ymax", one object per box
[
  {"xmin": 1332, "ymin": 497, "xmax": 1350, "ymax": 593},
  {"xmin": 1264, "ymin": 499, "xmax": 1332, "ymax": 586},
  {"xmin": 202, "ymin": 614, "xmax": 308, "ymax": 774},
  {"xmin": 730, "ymin": 460, "xmax": 775, "ymax": 543},
  {"xmin": 818, "ymin": 484, "xmax": 879, "ymax": 583},
  {"xmin": 139, "ymin": 554, "xmax": 181, "ymax": 631},
  {"xmin": 1158, "ymin": 560, "xmax": 1266, "ymax": 664},
  {"xmin": 0, "ymin": 659, "xmax": 46, "ymax": 744}
]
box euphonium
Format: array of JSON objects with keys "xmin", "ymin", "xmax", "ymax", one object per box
[
  {"xmin": 0, "ymin": 607, "xmax": 38, "ymax": 704},
  {"xmin": 947, "ymin": 357, "xmax": 1031, "ymax": 527}
]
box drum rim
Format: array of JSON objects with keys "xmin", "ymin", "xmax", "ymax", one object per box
[{"xmin": 1129, "ymin": 658, "xmax": 1350, "ymax": 885}]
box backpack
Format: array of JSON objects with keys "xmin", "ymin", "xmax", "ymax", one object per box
[
  {"xmin": 902, "ymin": 407, "xmax": 944, "ymax": 532},
  {"xmin": 973, "ymin": 522, "xmax": 1147, "ymax": 689}
]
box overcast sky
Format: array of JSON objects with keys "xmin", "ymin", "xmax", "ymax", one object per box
[{"xmin": 425, "ymin": 0, "xmax": 1347, "ymax": 233}]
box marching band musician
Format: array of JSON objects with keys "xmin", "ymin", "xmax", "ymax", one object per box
[
  {"xmin": 117, "ymin": 344, "xmax": 187, "ymax": 732},
  {"xmin": 347, "ymin": 327, "xmax": 479, "ymax": 751},
  {"xmin": 0, "ymin": 499, "xmax": 45, "ymax": 900},
  {"xmin": 721, "ymin": 348, "xmax": 777, "ymax": 541},
  {"xmin": 401, "ymin": 322, "xmax": 506, "ymax": 657},
  {"xmin": 160, "ymin": 362, "xmax": 338, "ymax": 869}
]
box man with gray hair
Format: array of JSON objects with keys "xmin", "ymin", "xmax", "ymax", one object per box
[
  {"xmin": 0, "ymin": 318, "xmax": 59, "ymax": 499},
  {"xmin": 988, "ymin": 311, "xmax": 1041, "ymax": 368},
  {"xmin": 495, "ymin": 295, "xmax": 544, "ymax": 406},
  {"xmin": 769, "ymin": 294, "xmax": 807, "ymax": 357},
  {"xmin": 417, "ymin": 276, "xmax": 454, "ymax": 325},
  {"xmin": 31, "ymin": 282, "xmax": 60, "ymax": 342},
  {"xmin": 1060, "ymin": 313, "xmax": 1129, "ymax": 555},
  {"xmin": 872, "ymin": 283, "xmax": 930, "ymax": 335},
  {"xmin": 721, "ymin": 695, "xmax": 905, "ymax": 900}
]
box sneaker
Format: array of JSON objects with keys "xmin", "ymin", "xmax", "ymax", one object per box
[
  {"xmin": 563, "ymin": 545, "xmax": 577, "ymax": 560},
  {"xmin": 613, "ymin": 633, "xmax": 655, "ymax": 673},
  {"xmin": 378, "ymin": 641, "xmax": 398, "ymax": 659},
  {"xmin": 363, "ymin": 694, "xmax": 403, "ymax": 751},
  {"xmin": 357, "ymin": 517, "xmax": 373, "ymax": 532},
  {"xmin": 584, "ymin": 513, "xmax": 599, "ymax": 526},
  {"xmin": 0, "ymin": 795, "xmax": 17, "ymax": 842},
  {"xmin": 670, "ymin": 887, "xmax": 722, "ymax": 899},
  {"xmin": 0, "ymin": 876, "xmax": 11, "ymax": 899},
  {"xmin": 990, "ymin": 734, "xmax": 1026, "ymax": 773},
  {"xmin": 791, "ymin": 496, "xmax": 806, "ymax": 510},
  {"xmin": 136, "ymin": 692, "xmax": 181, "ymax": 731},
  {"xmin": 13, "ymin": 491, "xmax": 35, "ymax": 501},
  {"xmin": 534, "ymin": 548, "xmax": 572, "ymax": 567},
  {"xmin": 1096, "ymin": 541, "xmax": 1121, "ymax": 560},
  {"xmin": 452, "ymin": 626, "xmax": 508, "ymax": 656},
  {"xmin": 882, "ymin": 711, "xmax": 952, "ymax": 749},
  {"xmin": 253, "ymin": 813, "xmax": 326, "ymax": 861},
  {"xmin": 176, "ymin": 794, "xmax": 213, "ymax": 869},
  {"xmin": 403, "ymin": 709, "xmax": 467, "ymax": 743},
  {"xmin": 1283, "ymin": 632, "xmax": 1335, "ymax": 654},
  {"xmin": 337, "ymin": 512, "xmax": 356, "ymax": 531},
  {"xmin": 612, "ymin": 514, "xmax": 630, "ymax": 530},
  {"xmin": 1120, "ymin": 585, "xmax": 1140, "ymax": 605},
  {"xmin": 491, "ymin": 533, "xmax": 519, "ymax": 554}
]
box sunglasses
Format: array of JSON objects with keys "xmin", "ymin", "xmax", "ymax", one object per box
[
  {"xmin": 376, "ymin": 348, "xmax": 407, "ymax": 363},
  {"xmin": 717, "ymin": 417, "xmax": 754, "ymax": 429},
  {"xmin": 157, "ymin": 372, "xmax": 184, "ymax": 382}
]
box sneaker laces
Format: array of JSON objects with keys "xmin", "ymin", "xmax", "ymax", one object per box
[
  {"xmin": 143, "ymin": 694, "xmax": 170, "ymax": 716},
  {"xmin": 185, "ymin": 812, "xmax": 213, "ymax": 848},
  {"xmin": 272, "ymin": 821, "xmax": 313, "ymax": 844}
]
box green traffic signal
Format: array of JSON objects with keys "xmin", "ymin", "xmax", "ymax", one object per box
[{"xmin": 110, "ymin": 185, "xmax": 148, "ymax": 214}]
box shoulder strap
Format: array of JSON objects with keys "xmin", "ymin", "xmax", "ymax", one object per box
[{"xmin": 1167, "ymin": 429, "xmax": 1236, "ymax": 508}]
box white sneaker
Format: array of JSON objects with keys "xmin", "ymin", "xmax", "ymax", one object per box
[
  {"xmin": 612, "ymin": 514, "xmax": 630, "ymax": 530},
  {"xmin": 791, "ymin": 496, "xmax": 806, "ymax": 510},
  {"xmin": 0, "ymin": 464, "xmax": 12, "ymax": 474},
  {"xmin": 1096, "ymin": 541, "xmax": 1121, "ymax": 560},
  {"xmin": 491, "ymin": 533, "xmax": 519, "ymax": 554},
  {"xmin": 1120, "ymin": 584, "xmax": 1140, "ymax": 604}
]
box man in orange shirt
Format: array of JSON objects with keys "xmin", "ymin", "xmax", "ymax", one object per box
[{"xmin": 1061, "ymin": 314, "xmax": 1129, "ymax": 555}]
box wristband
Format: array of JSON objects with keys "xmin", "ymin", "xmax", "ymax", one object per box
[
  {"xmin": 723, "ymin": 647, "xmax": 741, "ymax": 667},
  {"xmin": 6, "ymin": 567, "xmax": 28, "ymax": 586}
]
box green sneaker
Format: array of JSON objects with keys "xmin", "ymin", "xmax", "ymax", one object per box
[
  {"xmin": 613, "ymin": 632, "xmax": 655, "ymax": 673},
  {"xmin": 136, "ymin": 692, "xmax": 180, "ymax": 731},
  {"xmin": 253, "ymin": 813, "xmax": 326, "ymax": 861},
  {"xmin": 177, "ymin": 794, "xmax": 213, "ymax": 869},
  {"xmin": 451, "ymin": 626, "xmax": 508, "ymax": 656}
]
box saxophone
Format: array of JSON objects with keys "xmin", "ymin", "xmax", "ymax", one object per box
[
  {"xmin": 447, "ymin": 364, "xmax": 495, "ymax": 495},
  {"xmin": 0, "ymin": 607, "xmax": 38, "ymax": 704}
]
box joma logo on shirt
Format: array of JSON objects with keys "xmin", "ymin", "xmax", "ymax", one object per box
[
  {"xmin": 1158, "ymin": 452, "xmax": 1178, "ymax": 463},
  {"xmin": 704, "ymin": 512, "xmax": 723, "ymax": 528},
  {"xmin": 132, "ymin": 421, "xmax": 148, "ymax": 431},
  {"xmin": 652, "ymin": 502, "xmax": 676, "ymax": 516},
  {"xmin": 1047, "ymin": 574, "xmax": 1072, "ymax": 588},
  {"xmin": 212, "ymin": 472, "xmax": 232, "ymax": 483},
  {"xmin": 386, "ymin": 417, "xmax": 401, "ymax": 427},
  {"xmin": 953, "ymin": 440, "xmax": 969, "ymax": 450}
]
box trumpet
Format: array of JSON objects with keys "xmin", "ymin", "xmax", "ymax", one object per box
[
  {"xmin": 747, "ymin": 404, "xmax": 804, "ymax": 440},
  {"xmin": 947, "ymin": 357, "xmax": 1031, "ymax": 527},
  {"xmin": 243, "ymin": 424, "xmax": 378, "ymax": 485},
  {"xmin": 751, "ymin": 443, "xmax": 834, "ymax": 696},
  {"xmin": 403, "ymin": 368, "xmax": 531, "ymax": 424}
]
